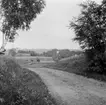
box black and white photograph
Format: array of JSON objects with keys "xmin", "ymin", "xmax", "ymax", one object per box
[{"xmin": 0, "ymin": 0, "xmax": 106, "ymax": 105}]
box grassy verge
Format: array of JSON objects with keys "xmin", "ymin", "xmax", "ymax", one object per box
[
  {"xmin": 44, "ymin": 55, "xmax": 106, "ymax": 82},
  {"xmin": 0, "ymin": 56, "xmax": 57, "ymax": 105}
]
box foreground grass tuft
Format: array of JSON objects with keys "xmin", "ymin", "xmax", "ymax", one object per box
[{"xmin": 0, "ymin": 56, "xmax": 57, "ymax": 105}]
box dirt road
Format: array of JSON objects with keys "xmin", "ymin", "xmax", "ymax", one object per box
[{"xmin": 29, "ymin": 68, "xmax": 106, "ymax": 105}]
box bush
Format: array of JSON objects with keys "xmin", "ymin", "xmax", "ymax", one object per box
[
  {"xmin": 87, "ymin": 53, "xmax": 106, "ymax": 73},
  {"xmin": 36, "ymin": 58, "xmax": 40, "ymax": 62},
  {"xmin": 52, "ymin": 55, "xmax": 61, "ymax": 63},
  {"xmin": 8, "ymin": 49, "xmax": 17, "ymax": 57},
  {"xmin": 84, "ymin": 49, "xmax": 106, "ymax": 73},
  {"xmin": 30, "ymin": 51, "xmax": 38, "ymax": 56},
  {"xmin": 0, "ymin": 57, "xmax": 57, "ymax": 105},
  {"xmin": 84, "ymin": 49, "xmax": 95, "ymax": 62},
  {"xmin": 0, "ymin": 57, "xmax": 31, "ymax": 105}
]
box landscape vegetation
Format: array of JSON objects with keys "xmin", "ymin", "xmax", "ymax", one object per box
[{"xmin": 0, "ymin": 0, "xmax": 106, "ymax": 105}]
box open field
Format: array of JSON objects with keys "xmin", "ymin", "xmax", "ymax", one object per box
[
  {"xmin": 16, "ymin": 56, "xmax": 54, "ymax": 68},
  {"xmin": 16, "ymin": 56, "xmax": 53, "ymax": 62}
]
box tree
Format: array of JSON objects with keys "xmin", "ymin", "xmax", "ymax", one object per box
[
  {"xmin": 0, "ymin": 0, "xmax": 45, "ymax": 52},
  {"xmin": 30, "ymin": 51, "xmax": 38, "ymax": 56},
  {"xmin": 69, "ymin": 0, "xmax": 106, "ymax": 73}
]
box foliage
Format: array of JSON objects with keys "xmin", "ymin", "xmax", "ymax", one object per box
[
  {"xmin": 18, "ymin": 50, "xmax": 31, "ymax": 54},
  {"xmin": 70, "ymin": 1, "xmax": 102, "ymax": 51},
  {"xmin": 0, "ymin": 57, "xmax": 57, "ymax": 105},
  {"xmin": 0, "ymin": 57, "xmax": 29, "ymax": 105},
  {"xmin": 30, "ymin": 51, "xmax": 39, "ymax": 56},
  {"xmin": 59, "ymin": 49, "xmax": 82, "ymax": 59},
  {"xmin": 43, "ymin": 49, "xmax": 83, "ymax": 62},
  {"xmin": 69, "ymin": 0, "xmax": 106, "ymax": 73},
  {"xmin": 87, "ymin": 54, "xmax": 106, "ymax": 73},
  {"xmin": 43, "ymin": 49, "xmax": 58, "ymax": 57},
  {"xmin": 84, "ymin": 49, "xmax": 95, "ymax": 61},
  {"xmin": 0, "ymin": 0, "xmax": 45, "ymax": 42},
  {"xmin": 8, "ymin": 49, "xmax": 17, "ymax": 56},
  {"xmin": 36, "ymin": 58, "xmax": 40, "ymax": 62},
  {"xmin": 43, "ymin": 49, "xmax": 82, "ymax": 59}
]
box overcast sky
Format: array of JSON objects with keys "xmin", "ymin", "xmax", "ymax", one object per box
[{"xmin": 0, "ymin": 0, "xmax": 102, "ymax": 49}]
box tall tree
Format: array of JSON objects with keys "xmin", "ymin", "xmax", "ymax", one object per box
[
  {"xmin": 69, "ymin": 0, "xmax": 106, "ymax": 72},
  {"xmin": 0, "ymin": 0, "xmax": 45, "ymax": 52}
]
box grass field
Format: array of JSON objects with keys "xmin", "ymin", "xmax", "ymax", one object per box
[
  {"xmin": 0, "ymin": 56, "xmax": 57, "ymax": 105},
  {"xmin": 16, "ymin": 56, "xmax": 53, "ymax": 61},
  {"xmin": 16, "ymin": 56, "xmax": 54, "ymax": 68}
]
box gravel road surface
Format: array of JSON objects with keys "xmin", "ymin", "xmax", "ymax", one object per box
[{"xmin": 29, "ymin": 68, "xmax": 106, "ymax": 105}]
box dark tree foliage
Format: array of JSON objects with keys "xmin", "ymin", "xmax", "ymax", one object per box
[
  {"xmin": 30, "ymin": 51, "xmax": 38, "ymax": 56},
  {"xmin": 0, "ymin": 0, "xmax": 45, "ymax": 42},
  {"xmin": 69, "ymin": 0, "xmax": 106, "ymax": 73},
  {"xmin": 70, "ymin": 1, "xmax": 102, "ymax": 51}
]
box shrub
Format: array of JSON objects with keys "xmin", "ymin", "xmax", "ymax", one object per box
[
  {"xmin": 8, "ymin": 49, "xmax": 17, "ymax": 57},
  {"xmin": 87, "ymin": 53, "xmax": 106, "ymax": 73},
  {"xmin": 84, "ymin": 49, "xmax": 106, "ymax": 73},
  {"xmin": 0, "ymin": 57, "xmax": 57, "ymax": 105},
  {"xmin": 36, "ymin": 58, "xmax": 40, "ymax": 62},
  {"xmin": 0, "ymin": 57, "xmax": 31, "ymax": 105},
  {"xmin": 52, "ymin": 55, "xmax": 61, "ymax": 63},
  {"xmin": 84, "ymin": 49, "xmax": 95, "ymax": 62},
  {"xmin": 30, "ymin": 51, "xmax": 38, "ymax": 56}
]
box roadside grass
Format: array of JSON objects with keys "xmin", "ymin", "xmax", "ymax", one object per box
[
  {"xmin": 44, "ymin": 55, "xmax": 106, "ymax": 82},
  {"xmin": 0, "ymin": 56, "xmax": 57, "ymax": 105}
]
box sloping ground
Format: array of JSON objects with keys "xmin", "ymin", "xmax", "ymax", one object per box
[
  {"xmin": 30, "ymin": 68, "xmax": 106, "ymax": 105},
  {"xmin": 45, "ymin": 55, "xmax": 106, "ymax": 81},
  {"xmin": 0, "ymin": 56, "xmax": 57, "ymax": 105}
]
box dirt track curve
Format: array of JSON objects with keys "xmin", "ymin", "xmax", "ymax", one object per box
[{"xmin": 29, "ymin": 68, "xmax": 106, "ymax": 105}]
